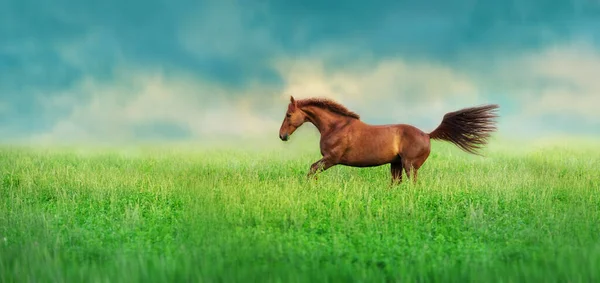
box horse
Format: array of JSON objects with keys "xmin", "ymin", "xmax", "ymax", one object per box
[{"xmin": 278, "ymin": 96, "xmax": 499, "ymax": 184}]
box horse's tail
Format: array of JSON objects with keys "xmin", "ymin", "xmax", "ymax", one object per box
[{"xmin": 428, "ymin": 104, "xmax": 499, "ymax": 155}]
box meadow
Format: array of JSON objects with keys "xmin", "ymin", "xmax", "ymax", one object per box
[{"xmin": 1, "ymin": 135, "xmax": 599, "ymax": 282}]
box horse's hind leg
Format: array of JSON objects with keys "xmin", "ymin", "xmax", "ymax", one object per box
[
  {"xmin": 403, "ymin": 152, "xmax": 429, "ymax": 184},
  {"xmin": 402, "ymin": 161, "xmax": 420, "ymax": 184},
  {"xmin": 403, "ymin": 160, "xmax": 414, "ymax": 182},
  {"xmin": 390, "ymin": 160, "xmax": 403, "ymax": 185}
]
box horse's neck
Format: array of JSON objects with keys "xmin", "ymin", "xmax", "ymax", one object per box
[{"xmin": 302, "ymin": 106, "xmax": 349, "ymax": 134}]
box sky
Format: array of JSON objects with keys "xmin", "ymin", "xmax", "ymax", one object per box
[{"xmin": 1, "ymin": 0, "xmax": 600, "ymax": 144}]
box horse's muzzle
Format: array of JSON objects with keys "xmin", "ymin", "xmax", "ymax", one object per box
[{"xmin": 280, "ymin": 133, "xmax": 289, "ymax": 141}]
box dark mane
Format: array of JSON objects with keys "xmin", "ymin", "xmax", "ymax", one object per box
[{"xmin": 296, "ymin": 97, "xmax": 360, "ymax": 120}]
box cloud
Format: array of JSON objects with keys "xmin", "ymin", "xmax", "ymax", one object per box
[
  {"xmin": 274, "ymin": 41, "xmax": 600, "ymax": 137},
  {"xmin": 32, "ymin": 68, "xmax": 281, "ymax": 144},
  {"xmin": 30, "ymin": 38, "xmax": 600, "ymax": 144},
  {"xmin": 471, "ymin": 41, "xmax": 600, "ymax": 135},
  {"xmin": 458, "ymin": 39, "xmax": 600, "ymax": 137},
  {"xmin": 31, "ymin": 52, "xmax": 486, "ymax": 144},
  {"xmin": 274, "ymin": 55, "xmax": 480, "ymax": 128},
  {"xmin": 519, "ymin": 42, "xmax": 600, "ymax": 121}
]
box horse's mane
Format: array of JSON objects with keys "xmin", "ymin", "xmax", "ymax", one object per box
[{"xmin": 296, "ymin": 97, "xmax": 361, "ymax": 120}]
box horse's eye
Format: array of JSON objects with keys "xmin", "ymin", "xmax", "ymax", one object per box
[{"xmin": 286, "ymin": 114, "xmax": 291, "ymax": 118}]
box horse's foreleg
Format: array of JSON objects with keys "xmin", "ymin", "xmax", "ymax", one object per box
[{"xmin": 307, "ymin": 157, "xmax": 336, "ymax": 179}]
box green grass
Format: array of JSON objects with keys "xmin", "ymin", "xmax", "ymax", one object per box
[{"xmin": 1, "ymin": 139, "xmax": 599, "ymax": 282}]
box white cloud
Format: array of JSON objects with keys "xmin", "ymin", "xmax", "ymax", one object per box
[
  {"xmin": 34, "ymin": 37, "xmax": 487, "ymax": 144},
  {"xmin": 486, "ymin": 41, "xmax": 600, "ymax": 122},
  {"xmin": 32, "ymin": 39, "xmax": 600, "ymax": 144},
  {"xmin": 273, "ymin": 41, "xmax": 600, "ymax": 137},
  {"xmin": 274, "ymin": 56, "xmax": 480, "ymax": 128},
  {"xmin": 524, "ymin": 44, "xmax": 600, "ymax": 121},
  {"xmin": 34, "ymin": 68, "xmax": 281, "ymax": 143}
]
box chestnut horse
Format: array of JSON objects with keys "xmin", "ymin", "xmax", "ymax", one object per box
[{"xmin": 278, "ymin": 96, "xmax": 499, "ymax": 183}]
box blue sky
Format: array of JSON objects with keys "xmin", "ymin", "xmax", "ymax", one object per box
[{"xmin": 1, "ymin": 0, "xmax": 600, "ymax": 143}]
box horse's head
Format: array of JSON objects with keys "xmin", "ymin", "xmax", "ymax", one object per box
[{"xmin": 279, "ymin": 96, "xmax": 306, "ymax": 141}]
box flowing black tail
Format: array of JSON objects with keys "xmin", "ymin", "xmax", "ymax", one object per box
[{"xmin": 429, "ymin": 104, "xmax": 500, "ymax": 155}]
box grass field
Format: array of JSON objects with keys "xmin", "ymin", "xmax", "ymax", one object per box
[{"xmin": 1, "ymin": 137, "xmax": 599, "ymax": 282}]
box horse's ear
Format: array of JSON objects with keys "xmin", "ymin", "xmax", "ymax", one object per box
[{"xmin": 290, "ymin": 96, "xmax": 297, "ymax": 109}]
